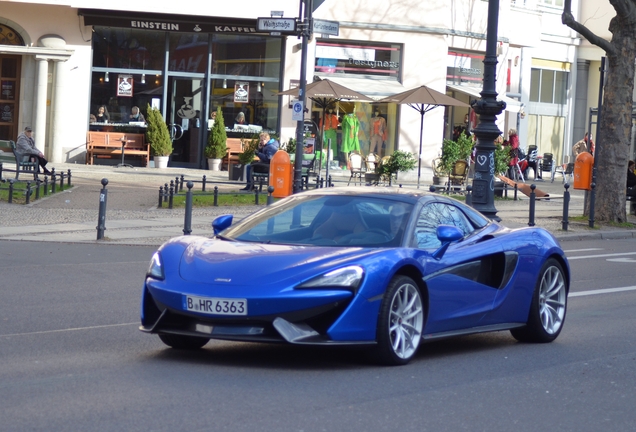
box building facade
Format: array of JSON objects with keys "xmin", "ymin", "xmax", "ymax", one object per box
[{"xmin": 0, "ymin": 0, "xmax": 611, "ymax": 179}]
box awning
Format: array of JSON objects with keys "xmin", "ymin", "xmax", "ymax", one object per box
[
  {"xmin": 446, "ymin": 84, "xmax": 523, "ymax": 113},
  {"xmin": 322, "ymin": 76, "xmax": 406, "ymax": 101}
]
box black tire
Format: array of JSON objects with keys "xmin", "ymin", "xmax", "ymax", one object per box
[
  {"xmin": 375, "ymin": 275, "xmax": 425, "ymax": 366},
  {"xmin": 158, "ymin": 333, "xmax": 210, "ymax": 349},
  {"xmin": 511, "ymin": 258, "xmax": 567, "ymax": 343}
]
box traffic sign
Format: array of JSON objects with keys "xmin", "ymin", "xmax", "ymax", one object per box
[
  {"xmin": 313, "ymin": 19, "xmax": 339, "ymax": 36},
  {"xmin": 257, "ymin": 17, "xmax": 297, "ymax": 34},
  {"xmin": 292, "ymin": 100, "xmax": 304, "ymax": 121}
]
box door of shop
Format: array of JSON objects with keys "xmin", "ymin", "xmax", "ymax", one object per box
[
  {"xmin": 167, "ymin": 77, "xmax": 206, "ymax": 168},
  {"xmin": 0, "ymin": 55, "xmax": 21, "ymax": 141}
]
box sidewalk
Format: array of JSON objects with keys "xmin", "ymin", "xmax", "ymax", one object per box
[{"xmin": 1, "ymin": 162, "xmax": 635, "ymax": 246}]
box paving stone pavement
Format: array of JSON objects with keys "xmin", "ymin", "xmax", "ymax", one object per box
[{"xmin": 1, "ymin": 162, "xmax": 635, "ymax": 246}]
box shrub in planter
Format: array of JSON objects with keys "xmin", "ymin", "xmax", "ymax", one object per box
[
  {"xmin": 205, "ymin": 107, "xmax": 227, "ymax": 160},
  {"xmin": 378, "ymin": 150, "xmax": 417, "ymax": 184},
  {"xmin": 145, "ymin": 104, "xmax": 173, "ymax": 157}
]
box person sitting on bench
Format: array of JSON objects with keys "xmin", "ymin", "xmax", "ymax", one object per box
[
  {"xmin": 240, "ymin": 132, "xmax": 279, "ymax": 191},
  {"xmin": 16, "ymin": 126, "xmax": 51, "ymax": 175}
]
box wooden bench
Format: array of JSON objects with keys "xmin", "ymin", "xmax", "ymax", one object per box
[
  {"xmin": 86, "ymin": 132, "xmax": 150, "ymax": 167},
  {"xmin": 0, "ymin": 139, "xmax": 39, "ymax": 180},
  {"xmin": 222, "ymin": 138, "xmax": 245, "ymax": 170}
]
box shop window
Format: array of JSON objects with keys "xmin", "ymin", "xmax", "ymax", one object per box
[
  {"xmin": 93, "ymin": 27, "xmax": 165, "ymax": 71},
  {"xmin": 310, "ymin": 101, "xmax": 397, "ymax": 169},
  {"xmin": 447, "ymin": 50, "xmax": 485, "ymax": 86},
  {"xmin": 169, "ymin": 33, "xmax": 208, "ymax": 73},
  {"xmin": 315, "ymin": 40, "xmax": 401, "ymax": 80}
]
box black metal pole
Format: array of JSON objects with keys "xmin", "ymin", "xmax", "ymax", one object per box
[
  {"xmin": 96, "ymin": 178, "xmax": 108, "ymax": 240},
  {"xmin": 528, "ymin": 184, "xmax": 536, "ymax": 227},
  {"xmin": 183, "ymin": 181, "xmax": 193, "ymax": 235},
  {"xmin": 293, "ymin": 0, "xmax": 313, "ymax": 194},
  {"xmin": 589, "ymin": 56, "xmax": 605, "ymax": 227},
  {"xmin": 562, "ymin": 183, "xmax": 570, "ymax": 231},
  {"xmin": 469, "ymin": 0, "xmax": 505, "ymax": 221}
]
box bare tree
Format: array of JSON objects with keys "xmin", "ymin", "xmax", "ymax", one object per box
[{"xmin": 562, "ymin": 0, "xmax": 635, "ymax": 222}]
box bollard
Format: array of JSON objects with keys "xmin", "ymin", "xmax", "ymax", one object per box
[
  {"xmin": 67, "ymin": 169, "xmax": 72, "ymax": 186},
  {"xmin": 175, "ymin": 176, "xmax": 180, "ymax": 193},
  {"xmin": 562, "ymin": 183, "xmax": 570, "ymax": 231},
  {"xmin": 254, "ymin": 187, "xmax": 260, "ymax": 205},
  {"xmin": 589, "ymin": 182, "xmax": 596, "ymax": 228},
  {"xmin": 0, "ymin": 162, "xmax": 3, "ymax": 180},
  {"xmin": 43, "ymin": 176, "xmax": 48, "ymax": 196},
  {"xmin": 180, "ymin": 175, "xmax": 185, "ymax": 192},
  {"xmin": 59, "ymin": 170, "xmax": 64, "ymax": 190},
  {"xmin": 466, "ymin": 184, "xmax": 473, "ymax": 207},
  {"xmin": 315, "ymin": 176, "xmax": 320, "ymax": 189},
  {"xmin": 51, "ymin": 169, "xmax": 57, "ymax": 193},
  {"xmin": 213, "ymin": 186, "xmax": 219, "ymax": 207},
  {"xmin": 96, "ymin": 178, "xmax": 108, "ymax": 240},
  {"xmin": 168, "ymin": 181, "xmax": 174, "ymax": 209},
  {"xmin": 503, "ymin": 182, "xmax": 508, "ymax": 198},
  {"xmin": 25, "ymin": 181, "xmax": 32, "ymax": 204},
  {"xmin": 328, "ymin": 175, "xmax": 333, "ymax": 187},
  {"xmin": 429, "ymin": 185, "xmax": 436, "ymax": 193},
  {"xmin": 158, "ymin": 186, "xmax": 164, "ymax": 208},
  {"xmin": 8, "ymin": 179, "xmax": 14, "ymax": 203},
  {"xmin": 35, "ymin": 179, "xmax": 41, "ymax": 200},
  {"xmin": 202, "ymin": 175, "xmax": 207, "ymax": 192},
  {"xmin": 164, "ymin": 183, "xmax": 169, "ymax": 202},
  {"xmin": 513, "ymin": 183, "xmax": 518, "ymax": 201},
  {"xmin": 267, "ymin": 185, "xmax": 275, "ymax": 205},
  {"xmin": 528, "ymin": 184, "xmax": 536, "ymax": 227},
  {"xmin": 183, "ymin": 181, "xmax": 194, "ymax": 235}
]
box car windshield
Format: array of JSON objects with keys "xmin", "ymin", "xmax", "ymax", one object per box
[{"xmin": 222, "ymin": 195, "xmax": 414, "ymax": 247}]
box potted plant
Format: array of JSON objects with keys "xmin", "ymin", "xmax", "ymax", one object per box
[
  {"xmin": 205, "ymin": 107, "xmax": 227, "ymax": 171},
  {"xmin": 436, "ymin": 131, "xmax": 474, "ymax": 186},
  {"xmin": 494, "ymin": 137, "xmax": 512, "ymax": 196},
  {"xmin": 145, "ymin": 104, "xmax": 172, "ymax": 168},
  {"xmin": 378, "ymin": 150, "xmax": 417, "ymax": 186},
  {"xmin": 229, "ymin": 134, "xmax": 259, "ymax": 180}
]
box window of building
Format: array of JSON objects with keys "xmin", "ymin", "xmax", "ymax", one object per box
[
  {"xmin": 447, "ymin": 50, "xmax": 485, "ymax": 86},
  {"xmin": 529, "ymin": 68, "xmax": 568, "ymax": 104},
  {"xmin": 314, "ymin": 40, "xmax": 402, "ymax": 80}
]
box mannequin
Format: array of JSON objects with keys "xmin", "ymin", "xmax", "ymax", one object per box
[
  {"xmin": 341, "ymin": 111, "xmax": 360, "ymax": 153},
  {"xmin": 319, "ymin": 107, "xmax": 340, "ymax": 151},
  {"xmin": 369, "ymin": 109, "xmax": 387, "ymax": 156}
]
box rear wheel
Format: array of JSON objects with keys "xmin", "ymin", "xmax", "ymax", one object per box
[
  {"xmin": 375, "ymin": 275, "xmax": 425, "ymax": 366},
  {"xmin": 511, "ymin": 258, "xmax": 567, "ymax": 343},
  {"xmin": 158, "ymin": 333, "xmax": 210, "ymax": 349}
]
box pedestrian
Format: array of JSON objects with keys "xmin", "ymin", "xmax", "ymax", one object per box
[
  {"xmin": 16, "ymin": 126, "xmax": 51, "ymax": 174},
  {"xmin": 503, "ymin": 129, "xmax": 520, "ymax": 179},
  {"xmin": 240, "ymin": 132, "xmax": 279, "ymax": 191},
  {"xmin": 572, "ymin": 132, "xmax": 591, "ymax": 159}
]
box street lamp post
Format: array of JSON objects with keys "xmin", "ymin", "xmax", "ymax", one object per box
[
  {"xmin": 470, "ymin": 0, "xmax": 505, "ymax": 220},
  {"xmin": 293, "ymin": 0, "xmax": 313, "ymax": 193}
]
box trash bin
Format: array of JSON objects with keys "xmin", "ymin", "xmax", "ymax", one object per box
[
  {"xmin": 573, "ymin": 152, "xmax": 594, "ymax": 190},
  {"xmin": 269, "ymin": 150, "xmax": 293, "ymax": 198}
]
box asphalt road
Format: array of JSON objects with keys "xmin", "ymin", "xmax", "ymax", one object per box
[{"xmin": 1, "ymin": 239, "xmax": 635, "ymax": 432}]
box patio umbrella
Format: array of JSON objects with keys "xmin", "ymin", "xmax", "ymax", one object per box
[
  {"xmin": 376, "ymin": 86, "xmax": 469, "ymax": 188},
  {"xmin": 279, "ymin": 79, "xmax": 373, "ymax": 179}
]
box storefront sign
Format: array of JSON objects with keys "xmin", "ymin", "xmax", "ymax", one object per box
[
  {"xmin": 234, "ymin": 82, "xmax": 249, "ymax": 103},
  {"xmin": 117, "ymin": 75, "xmax": 133, "ymax": 97},
  {"xmin": 2, "ymin": 81, "xmax": 15, "ymax": 100},
  {"xmin": 447, "ymin": 50, "xmax": 485, "ymax": 85},
  {"xmin": 347, "ymin": 59, "xmax": 399, "ymax": 69},
  {"xmin": 315, "ymin": 40, "xmax": 402, "ymax": 78}
]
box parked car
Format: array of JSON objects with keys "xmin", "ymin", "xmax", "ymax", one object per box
[{"xmin": 140, "ymin": 187, "xmax": 569, "ymax": 365}]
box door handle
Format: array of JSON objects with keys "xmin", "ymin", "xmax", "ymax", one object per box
[{"xmin": 169, "ymin": 124, "xmax": 184, "ymax": 141}]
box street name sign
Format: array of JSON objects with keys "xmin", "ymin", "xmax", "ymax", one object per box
[
  {"xmin": 313, "ymin": 19, "xmax": 339, "ymax": 36},
  {"xmin": 257, "ymin": 18, "xmax": 297, "ymax": 34}
]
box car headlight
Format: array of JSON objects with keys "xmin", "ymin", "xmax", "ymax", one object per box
[
  {"xmin": 147, "ymin": 252, "xmax": 164, "ymax": 280},
  {"xmin": 296, "ymin": 266, "xmax": 364, "ymax": 290}
]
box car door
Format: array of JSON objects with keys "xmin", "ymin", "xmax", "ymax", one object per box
[{"xmin": 411, "ymin": 202, "xmax": 503, "ymax": 334}]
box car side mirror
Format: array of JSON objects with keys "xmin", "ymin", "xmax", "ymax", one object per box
[
  {"xmin": 212, "ymin": 214, "xmax": 233, "ymax": 235},
  {"xmin": 432, "ymin": 225, "xmax": 463, "ymax": 259}
]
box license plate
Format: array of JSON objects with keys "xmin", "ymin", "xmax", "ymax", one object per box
[{"xmin": 184, "ymin": 295, "xmax": 247, "ymax": 316}]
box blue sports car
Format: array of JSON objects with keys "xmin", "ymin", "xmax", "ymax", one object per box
[{"xmin": 140, "ymin": 188, "xmax": 569, "ymax": 365}]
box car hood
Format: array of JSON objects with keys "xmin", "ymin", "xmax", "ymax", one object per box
[{"xmin": 178, "ymin": 237, "xmax": 377, "ymax": 285}]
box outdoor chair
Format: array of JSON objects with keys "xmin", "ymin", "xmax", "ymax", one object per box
[
  {"xmin": 539, "ymin": 153, "xmax": 555, "ymax": 182},
  {"xmin": 10, "ymin": 140, "xmax": 39, "ymax": 180},
  {"xmin": 526, "ymin": 145, "xmax": 540, "ymax": 180},
  {"xmin": 366, "ymin": 153, "xmax": 378, "ymax": 173},
  {"xmin": 449, "ymin": 160, "xmax": 469, "ymax": 185},
  {"xmin": 347, "ymin": 152, "xmax": 364, "ymax": 186},
  {"xmin": 554, "ymin": 155, "xmax": 574, "ymax": 184}
]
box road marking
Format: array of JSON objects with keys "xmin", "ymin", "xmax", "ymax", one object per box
[
  {"xmin": 0, "ymin": 322, "xmax": 138, "ymax": 338},
  {"xmin": 568, "ymin": 251, "xmax": 636, "ymax": 260},
  {"xmin": 607, "ymin": 258, "xmax": 636, "ymax": 263},
  {"xmin": 563, "ymin": 248, "xmax": 603, "ymax": 253},
  {"xmin": 570, "ymin": 286, "xmax": 636, "ymax": 297}
]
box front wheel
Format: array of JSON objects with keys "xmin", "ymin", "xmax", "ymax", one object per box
[
  {"xmin": 375, "ymin": 275, "xmax": 425, "ymax": 366},
  {"xmin": 158, "ymin": 333, "xmax": 210, "ymax": 349},
  {"xmin": 511, "ymin": 258, "xmax": 567, "ymax": 343}
]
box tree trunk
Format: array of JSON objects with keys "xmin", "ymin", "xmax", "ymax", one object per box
[{"xmin": 594, "ymin": 18, "xmax": 636, "ymax": 223}]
